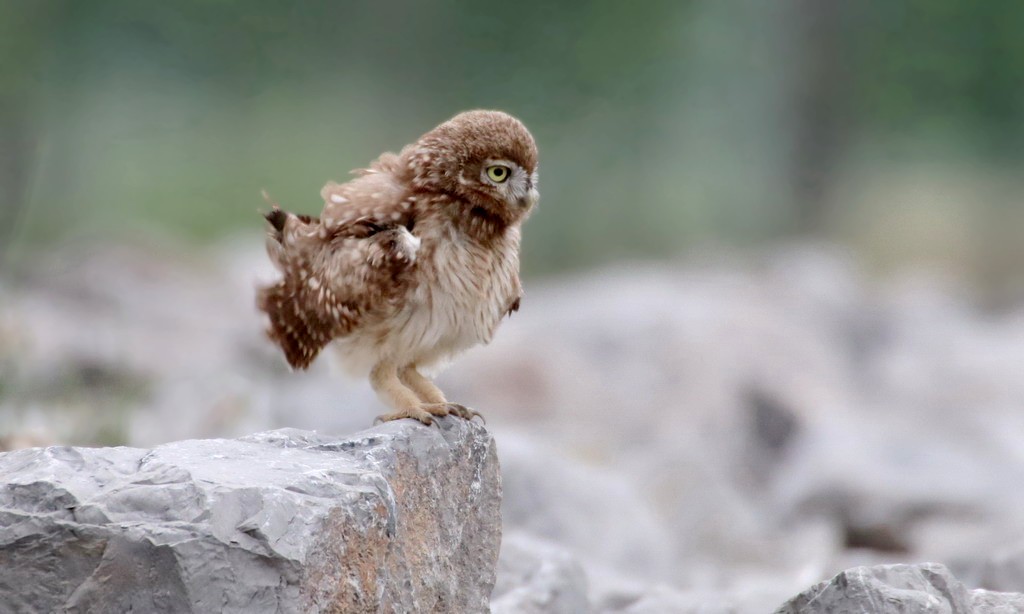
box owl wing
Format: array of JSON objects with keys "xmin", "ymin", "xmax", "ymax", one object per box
[
  {"xmin": 319, "ymin": 152, "xmax": 415, "ymax": 230},
  {"xmin": 257, "ymin": 210, "xmax": 416, "ymax": 370}
]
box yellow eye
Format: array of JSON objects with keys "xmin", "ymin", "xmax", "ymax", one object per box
[{"xmin": 486, "ymin": 165, "xmax": 510, "ymax": 183}]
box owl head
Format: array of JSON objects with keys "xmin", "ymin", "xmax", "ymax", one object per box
[{"xmin": 405, "ymin": 110, "xmax": 539, "ymax": 228}]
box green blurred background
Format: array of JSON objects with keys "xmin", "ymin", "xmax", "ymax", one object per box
[{"xmin": 3, "ymin": 0, "xmax": 1023, "ymax": 285}]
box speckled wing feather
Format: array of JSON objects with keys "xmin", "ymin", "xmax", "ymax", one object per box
[
  {"xmin": 319, "ymin": 152, "xmax": 417, "ymax": 230},
  {"xmin": 257, "ymin": 209, "xmax": 416, "ymax": 369}
]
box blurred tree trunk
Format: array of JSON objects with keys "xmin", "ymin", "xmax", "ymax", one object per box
[
  {"xmin": 789, "ymin": 0, "xmax": 847, "ymax": 234},
  {"xmin": 0, "ymin": 104, "xmax": 35, "ymax": 259},
  {"xmin": 0, "ymin": 0, "xmax": 60, "ymax": 262}
]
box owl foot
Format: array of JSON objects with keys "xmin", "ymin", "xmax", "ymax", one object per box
[
  {"xmin": 374, "ymin": 407, "xmax": 435, "ymax": 426},
  {"xmin": 421, "ymin": 403, "xmax": 485, "ymax": 424}
]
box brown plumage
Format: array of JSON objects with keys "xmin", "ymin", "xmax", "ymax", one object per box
[{"xmin": 257, "ymin": 110, "xmax": 538, "ymax": 424}]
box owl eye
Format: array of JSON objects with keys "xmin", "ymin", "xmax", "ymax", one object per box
[{"xmin": 485, "ymin": 165, "xmax": 510, "ymax": 183}]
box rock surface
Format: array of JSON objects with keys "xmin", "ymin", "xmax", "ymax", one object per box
[
  {"xmin": 0, "ymin": 418, "xmax": 500, "ymax": 614},
  {"xmin": 775, "ymin": 563, "xmax": 1024, "ymax": 614}
]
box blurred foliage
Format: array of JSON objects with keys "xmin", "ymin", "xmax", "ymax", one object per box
[
  {"xmin": 848, "ymin": 0, "xmax": 1024, "ymax": 154},
  {"xmin": 1, "ymin": 0, "xmax": 1022, "ymax": 277}
]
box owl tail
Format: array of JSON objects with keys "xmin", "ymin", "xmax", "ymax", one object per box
[
  {"xmin": 260, "ymin": 193, "xmax": 320, "ymax": 248},
  {"xmin": 264, "ymin": 207, "xmax": 288, "ymax": 239},
  {"xmin": 256, "ymin": 281, "xmax": 331, "ymax": 370}
]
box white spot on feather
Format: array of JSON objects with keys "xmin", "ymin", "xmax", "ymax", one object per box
[
  {"xmin": 397, "ymin": 226, "xmax": 421, "ymax": 259},
  {"xmin": 330, "ymin": 194, "xmax": 348, "ymax": 204}
]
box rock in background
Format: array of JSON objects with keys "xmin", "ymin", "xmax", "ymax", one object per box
[
  {"xmin": 775, "ymin": 563, "xmax": 1024, "ymax": 614},
  {"xmin": 491, "ymin": 532, "xmax": 589, "ymax": 614},
  {"xmin": 5, "ymin": 240, "xmax": 1024, "ymax": 611},
  {"xmin": 0, "ymin": 419, "xmax": 499, "ymax": 613}
]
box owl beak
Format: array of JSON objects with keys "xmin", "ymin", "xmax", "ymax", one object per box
[{"xmin": 518, "ymin": 187, "xmax": 539, "ymax": 210}]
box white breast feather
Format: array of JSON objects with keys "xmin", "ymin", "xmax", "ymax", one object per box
[{"xmin": 331, "ymin": 227, "xmax": 520, "ymax": 377}]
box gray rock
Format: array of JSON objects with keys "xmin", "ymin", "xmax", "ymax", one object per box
[
  {"xmin": 775, "ymin": 563, "xmax": 1024, "ymax": 614},
  {"xmin": 774, "ymin": 563, "xmax": 972, "ymax": 613},
  {"xmin": 960, "ymin": 542, "xmax": 1024, "ymax": 593},
  {"xmin": 13, "ymin": 242, "xmax": 1024, "ymax": 612},
  {"xmin": 0, "ymin": 418, "xmax": 500, "ymax": 613},
  {"xmin": 970, "ymin": 590, "xmax": 1024, "ymax": 613},
  {"xmin": 592, "ymin": 579, "xmax": 739, "ymax": 614},
  {"xmin": 497, "ymin": 433, "xmax": 674, "ymax": 583},
  {"xmin": 491, "ymin": 531, "xmax": 590, "ymax": 614}
]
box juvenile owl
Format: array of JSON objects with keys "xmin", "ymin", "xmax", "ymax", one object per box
[{"xmin": 257, "ymin": 110, "xmax": 538, "ymax": 424}]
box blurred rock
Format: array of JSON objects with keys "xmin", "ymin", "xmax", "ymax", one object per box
[
  {"xmin": 954, "ymin": 541, "xmax": 1024, "ymax": 593},
  {"xmin": 774, "ymin": 563, "xmax": 1024, "ymax": 614},
  {"xmin": 0, "ymin": 418, "xmax": 499, "ymax": 613},
  {"xmin": 971, "ymin": 590, "xmax": 1024, "ymax": 613},
  {"xmin": 498, "ymin": 432, "xmax": 674, "ymax": 582},
  {"xmin": 491, "ymin": 532, "xmax": 590, "ymax": 614},
  {"xmin": 589, "ymin": 573, "xmax": 737, "ymax": 614},
  {"xmin": 7, "ymin": 240, "xmax": 1024, "ymax": 611}
]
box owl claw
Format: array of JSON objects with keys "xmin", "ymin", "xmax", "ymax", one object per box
[
  {"xmin": 465, "ymin": 408, "xmax": 486, "ymax": 424},
  {"xmin": 422, "ymin": 403, "xmax": 484, "ymax": 424},
  {"xmin": 453, "ymin": 403, "xmax": 484, "ymax": 423}
]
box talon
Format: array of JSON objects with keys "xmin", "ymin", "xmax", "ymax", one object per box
[{"xmin": 445, "ymin": 403, "xmax": 484, "ymax": 423}]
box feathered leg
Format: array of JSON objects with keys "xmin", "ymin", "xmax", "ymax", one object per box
[
  {"xmin": 398, "ymin": 366, "xmax": 447, "ymax": 404},
  {"xmin": 370, "ymin": 361, "xmax": 437, "ymax": 425},
  {"xmin": 399, "ymin": 365, "xmax": 483, "ymax": 422}
]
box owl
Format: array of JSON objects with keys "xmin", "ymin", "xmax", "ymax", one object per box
[{"xmin": 257, "ymin": 110, "xmax": 538, "ymax": 425}]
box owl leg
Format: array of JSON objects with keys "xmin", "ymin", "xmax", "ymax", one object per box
[
  {"xmin": 399, "ymin": 365, "xmax": 484, "ymax": 423},
  {"xmin": 398, "ymin": 365, "xmax": 447, "ymax": 404},
  {"xmin": 369, "ymin": 361, "xmax": 434, "ymax": 425}
]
